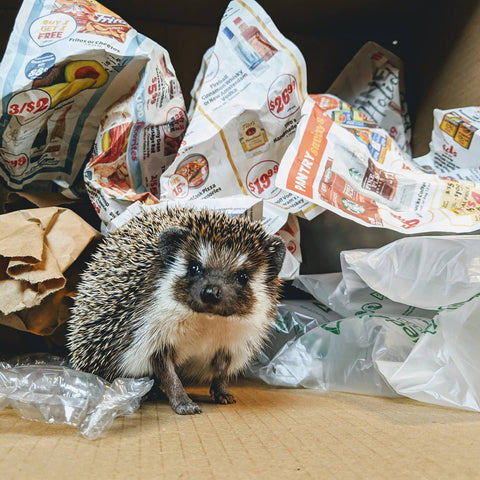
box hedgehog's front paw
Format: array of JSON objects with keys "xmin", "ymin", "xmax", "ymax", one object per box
[{"xmin": 173, "ymin": 400, "xmax": 202, "ymax": 415}]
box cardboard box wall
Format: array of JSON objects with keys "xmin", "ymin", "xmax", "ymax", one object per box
[{"xmin": 1, "ymin": 2, "xmax": 480, "ymax": 479}]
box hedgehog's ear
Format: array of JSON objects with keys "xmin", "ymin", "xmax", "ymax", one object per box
[
  {"xmin": 158, "ymin": 226, "xmax": 190, "ymax": 265},
  {"xmin": 263, "ymin": 235, "xmax": 286, "ymax": 280}
]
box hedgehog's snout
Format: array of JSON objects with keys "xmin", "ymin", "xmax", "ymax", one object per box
[{"xmin": 200, "ymin": 285, "xmax": 222, "ymax": 304}]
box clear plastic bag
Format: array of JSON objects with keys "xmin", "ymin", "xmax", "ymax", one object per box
[
  {"xmin": 0, "ymin": 355, "xmax": 153, "ymax": 439},
  {"xmin": 342, "ymin": 235, "xmax": 480, "ymax": 310},
  {"xmin": 294, "ymin": 252, "xmax": 436, "ymax": 320},
  {"xmin": 259, "ymin": 312, "xmax": 437, "ymax": 396},
  {"xmin": 379, "ymin": 295, "xmax": 480, "ymax": 411},
  {"xmin": 247, "ymin": 299, "xmax": 341, "ymax": 382},
  {"xmin": 252, "ymin": 235, "xmax": 480, "ymax": 412}
]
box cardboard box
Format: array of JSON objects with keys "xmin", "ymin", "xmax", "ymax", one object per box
[{"xmin": 1, "ymin": 1, "xmax": 480, "ymax": 478}]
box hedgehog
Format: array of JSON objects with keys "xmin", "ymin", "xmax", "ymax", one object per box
[{"xmin": 67, "ymin": 207, "xmax": 286, "ymax": 414}]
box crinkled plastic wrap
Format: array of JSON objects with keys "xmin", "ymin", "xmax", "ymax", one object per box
[
  {"xmin": 252, "ymin": 236, "xmax": 480, "ymax": 412},
  {"xmin": 0, "ymin": 355, "xmax": 153, "ymax": 439}
]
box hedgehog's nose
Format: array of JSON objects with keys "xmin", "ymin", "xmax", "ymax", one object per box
[{"xmin": 200, "ymin": 285, "xmax": 222, "ymax": 304}]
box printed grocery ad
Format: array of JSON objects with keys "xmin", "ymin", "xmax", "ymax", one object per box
[
  {"xmin": 276, "ymin": 94, "xmax": 480, "ymax": 233},
  {"xmin": 417, "ymin": 106, "xmax": 480, "ymax": 182},
  {"xmin": 160, "ymin": 0, "xmax": 323, "ymax": 223},
  {"xmin": 327, "ymin": 41, "xmax": 412, "ymax": 156},
  {"xmin": 0, "ymin": 0, "xmax": 186, "ymax": 221},
  {"xmin": 85, "ymin": 55, "xmax": 187, "ymax": 226}
]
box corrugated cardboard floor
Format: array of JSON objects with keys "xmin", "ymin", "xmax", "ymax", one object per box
[{"xmin": 1, "ymin": 379, "xmax": 480, "ymax": 479}]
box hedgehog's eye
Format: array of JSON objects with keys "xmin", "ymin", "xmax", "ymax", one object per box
[
  {"xmin": 188, "ymin": 261, "xmax": 203, "ymax": 276},
  {"xmin": 236, "ymin": 271, "xmax": 249, "ymax": 286}
]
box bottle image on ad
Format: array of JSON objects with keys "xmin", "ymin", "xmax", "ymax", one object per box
[
  {"xmin": 223, "ymin": 26, "xmax": 263, "ymax": 71},
  {"xmin": 233, "ymin": 17, "xmax": 278, "ymax": 61},
  {"xmin": 238, "ymin": 112, "xmax": 269, "ymax": 156}
]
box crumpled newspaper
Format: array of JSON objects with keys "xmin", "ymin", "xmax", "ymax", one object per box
[
  {"xmin": 327, "ymin": 41, "xmax": 412, "ymax": 156},
  {"xmin": 160, "ymin": 0, "xmax": 324, "ymax": 225},
  {"xmin": 276, "ymin": 93, "xmax": 480, "ymax": 233},
  {"xmin": 0, "ymin": 0, "xmax": 186, "ymax": 215}
]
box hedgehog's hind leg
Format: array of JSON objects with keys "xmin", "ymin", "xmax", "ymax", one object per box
[
  {"xmin": 209, "ymin": 350, "xmax": 236, "ymax": 405},
  {"xmin": 152, "ymin": 347, "xmax": 202, "ymax": 415}
]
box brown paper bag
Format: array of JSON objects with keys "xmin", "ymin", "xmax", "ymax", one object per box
[{"xmin": 0, "ymin": 207, "xmax": 100, "ymax": 334}]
